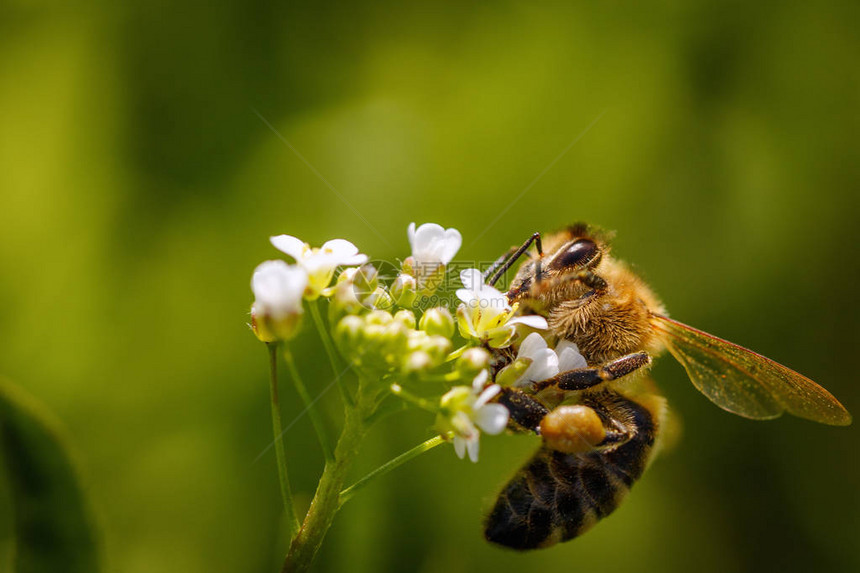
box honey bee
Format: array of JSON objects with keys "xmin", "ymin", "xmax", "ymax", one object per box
[{"xmin": 482, "ymin": 223, "xmax": 851, "ymax": 550}]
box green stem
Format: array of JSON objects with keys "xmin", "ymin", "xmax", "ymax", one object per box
[
  {"xmin": 338, "ymin": 435, "xmax": 445, "ymax": 508},
  {"xmin": 281, "ymin": 399, "xmax": 369, "ymax": 573},
  {"xmin": 283, "ymin": 346, "xmax": 335, "ymax": 462},
  {"xmin": 267, "ymin": 343, "xmax": 300, "ymax": 538},
  {"xmin": 309, "ymin": 300, "xmax": 354, "ymax": 406}
]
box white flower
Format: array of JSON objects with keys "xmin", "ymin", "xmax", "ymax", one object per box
[
  {"xmin": 437, "ymin": 371, "xmax": 509, "ymax": 463},
  {"xmin": 250, "ymin": 261, "xmax": 308, "ymax": 341},
  {"xmin": 270, "ymin": 234, "xmax": 368, "ymax": 298},
  {"xmin": 405, "ymin": 222, "xmax": 462, "ymax": 293},
  {"xmin": 455, "ymin": 268, "xmax": 547, "ymax": 348},
  {"xmin": 407, "ymin": 222, "xmax": 462, "ymax": 266}
]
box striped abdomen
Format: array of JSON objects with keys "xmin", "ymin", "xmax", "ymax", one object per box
[{"xmin": 484, "ymin": 392, "xmax": 659, "ymax": 550}]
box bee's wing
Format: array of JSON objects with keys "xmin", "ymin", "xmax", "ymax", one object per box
[{"xmin": 651, "ymin": 315, "xmax": 851, "ymax": 426}]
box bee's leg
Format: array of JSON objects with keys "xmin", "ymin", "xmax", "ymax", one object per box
[
  {"xmin": 486, "ymin": 232, "xmax": 543, "ymax": 287},
  {"xmin": 572, "ymin": 269, "xmax": 606, "ymax": 292},
  {"xmin": 496, "ymin": 387, "xmax": 549, "ymax": 433},
  {"xmin": 533, "ymin": 352, "xmax": 651, "ymax": 392}
]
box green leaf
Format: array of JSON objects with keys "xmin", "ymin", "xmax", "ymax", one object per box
[{"xmin": 0, "ymin": 378, "xmax": 101, "ymax": 573}]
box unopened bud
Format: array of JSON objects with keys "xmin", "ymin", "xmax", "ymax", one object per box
[
  {"xmin": 365, "ymin": 310, "xmax": 394, "ymax": 326},
  {"xmin": 380, "ymin": 321, "xmax": 409, "ymax": 359},
  {"xmin": 436, "ymin": 386, "xmax": 475, "ymax": 436},
  {"xmin": 403, "ymin": 350, "xmax": 433, "ymax": 374},
  {"xmin": 334, "ymin": 315, "xmax": 364, "ymax": 348},
  {"xmin": 424, "ymin": 335, "xmax": 453, "ymax": 361},
  {"xmin": 353, "ymin": 264, "xmax": 378, "ymax": 296},
  {"xmin": 335, "ymin": 267, "xmax": 359, "ymax": 286},
  {"xmin": 393, "ymin": 309, "xmax": 417, "ymax": 330},
  {"xmin": 329, "ymin": 274, "xmax": 363, "ymax": 320},
  {"xmin": 419, "ymin": 307, "xmax": 455, "ymax": 338},
  {"xmin": 457, "ymin": 347, "xmax": 491, "ymax": 375},
  {"xmin": 390, "ymin": 273, "xmax": 417, "ymax": 308},
  {"xmin": 369, "ymin": 286, "xmax": 394, "ymax": 310}
]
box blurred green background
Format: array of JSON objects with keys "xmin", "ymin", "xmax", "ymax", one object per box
[{"xmin": 1, "ymin": 1, "xmax": 858, "ymax": 572}]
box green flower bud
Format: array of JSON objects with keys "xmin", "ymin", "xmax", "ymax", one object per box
[
  {"xmin": 362, "ymin": 323, "xmax": 387, "ymax": 348},
  {"xmin": 390, "ymin": 273, "xmax": 417, "ymax": 308},
  {"xmin": 353, "ymin": 263, "xmax": 378, "ymax": 297},
  {"xmin": 419, "ymin": 307, "xmax": 455, "ymax": 338},
  {"xmin": 333, "ymin": 315, "xmax": 364, "ymax": 348},
  {"xmin": 365, "ymin": 310, "xmax": 394, "ymax": 326},
  {"xmin": 328, "ymin": 274, "xmax": 364, "ymax": 321},
  {"xmin": 406, "ymin": 330, "xmax": 429, "ymax": 352},
  {"xmin": 435, "ymin": 386, "xmax": 474, "ymax": 435},
  {"xmin": 334, "ymin": 267, "xmax": 359, "ymax": 286},
  {"xmin": 402, "ymin": 350, "xmax": 433, "ymax": 374},
  {"xmin": 393, "ymin": 309, "xmax": 417, "ymax": 330},
  {"xmin": 381, "ymin": 321, "xmax": 409, "ymax": 350},
  {"xmin": 457, "ymin": 347, "xmax": 492, "ymax": 375},
  {"xmin": 369, "ymin": 286, "xmax": 394, "ymax": 310},
  {"xmin": 424, "ymin": 335, "xmax": 453, "ymax": 363}
]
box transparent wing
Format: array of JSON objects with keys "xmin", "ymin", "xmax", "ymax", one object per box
[{"xmin": 651, "ymin": 315, "xmax": 851, "ymax": 426}]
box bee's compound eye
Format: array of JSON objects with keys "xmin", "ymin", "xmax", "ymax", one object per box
[{"xmin": 552, "ymin": 239, "xmax": 598, "ymax": 269}]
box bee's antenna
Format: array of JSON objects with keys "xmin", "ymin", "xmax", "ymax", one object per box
[{"xmin": 485, "ymin": 232, "xmax": 542, "ymax": 287}]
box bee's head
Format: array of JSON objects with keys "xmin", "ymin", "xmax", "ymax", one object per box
[{"xmin": 504, "ymin": 223, "xmax": 611, "ymax": 308}]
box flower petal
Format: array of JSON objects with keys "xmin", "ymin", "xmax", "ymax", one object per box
[
  {"xmin": 456, "ymin": 304, "xmax": 480, "ymax": 338},
  {"xmin": 475, "ymin": 384, "xmax": 500, "ymax": 407},
  {"xmin": 407, "ymin": 222, "xmax": 417, "ymax": 249},
  {"xmin": 476, "ymin": 403, "xmax": 509, "ymax": 435},
  {"xmin": 517, "ymin": 332, "xmax": 548, "ymax": 359},
  {"xmin": 466, "ymin": 437, "xmax": 480, "ymax": 463},
  {"xmin": 453, "ymin": 436, "xmax": 466, "ymax": 459},
  {"xmin": 340, "ymin": 254, "xmax": 369, "ymax": 266},
  {"xmin": 455, "ymin": 288, "xmax": 477, "ymax": 304},
  {"xmin": 252, "ymin": 261, "xmax": 308, "ymax": 313},
  {"xmin": 507, "ymin": 314, "xmax": 548, "ymax": 330},
  {"xmin": 518, "ymin": 348, "xmax": 559, "ymax": 386},
  {"xmin": 270, "ymin": 235, "xmax": 307, "ymax": 260},
  {"xmin": 440, "ymin": 228, "xmax": 462, "ymax": 265},
  {"xmin": 459, "ymin": 268, "xmax": 484, "ymax": 292},
  {"xmin": 471, "ymin": 369, "xmax": 489, "ymax": 392},
  {"xmin": 556, "ymin": 340, "xmax": 588, "ymax": 371},
  {"xmin": 301, "ymin": 252, "xmax": 339, "ymax": 275},
  {"xmin": 321, "ymin": 238, "xmax": 359, "ymax": 258}
]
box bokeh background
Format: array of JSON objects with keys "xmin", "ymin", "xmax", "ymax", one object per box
[{"xmin": 1, "ymin": 1, "xmax": 859, "ymax": 572}]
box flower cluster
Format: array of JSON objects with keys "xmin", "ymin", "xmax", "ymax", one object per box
[
  {"xmin": 249, "ymin": 222, "xmax": 587, "ymax": 463},
  {"xmin": 333, "ymin": 309, "xmax": 453, "ymax": 375},
  {"xmin": 250, "ymin": 235, "xmax": 368, "ymax": 342}
]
